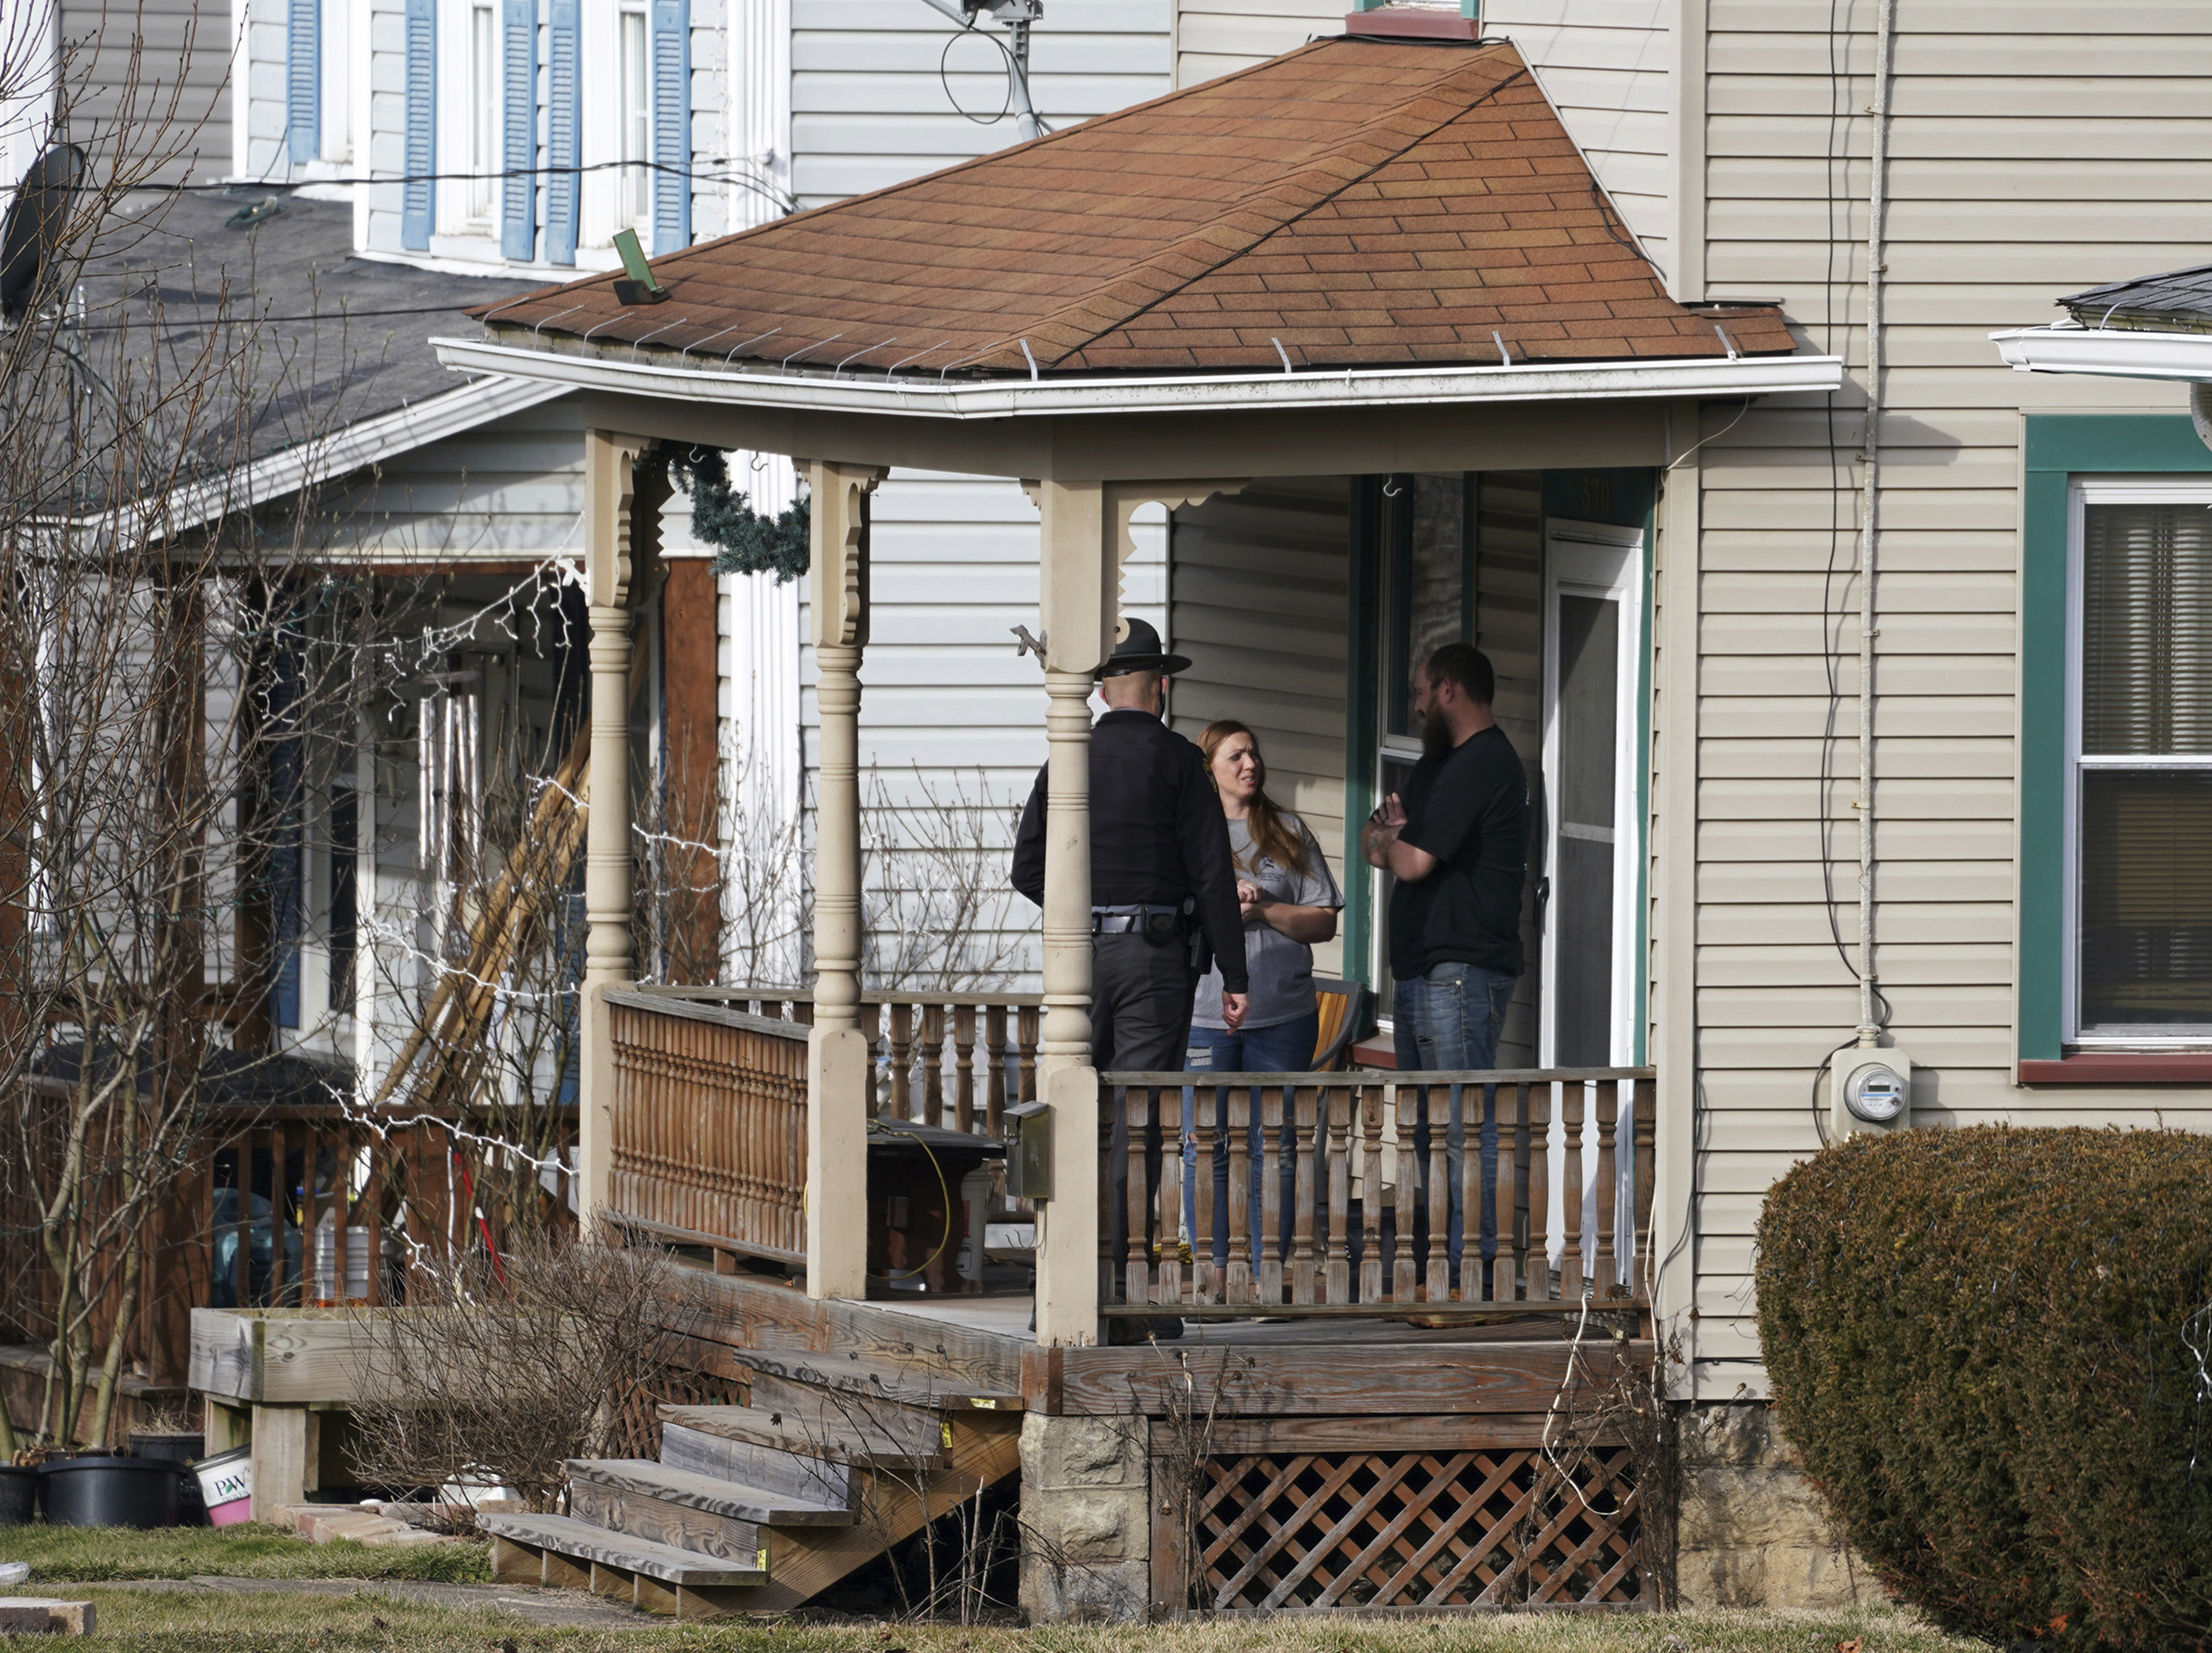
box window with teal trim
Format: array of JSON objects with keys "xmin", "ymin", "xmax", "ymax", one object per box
[{"xmin": 2020, "ymin": 416, "xmax": 2212, "ymax": 1065}]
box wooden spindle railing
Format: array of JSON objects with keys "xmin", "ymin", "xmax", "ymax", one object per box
[{"xmin": 1100, "ymin": 1068, "xmax": 1656, "ymax": 1316}]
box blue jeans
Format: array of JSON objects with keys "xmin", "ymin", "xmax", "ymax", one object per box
[
  {"xmin": 1182, "ymin": 1013, "xmax": 1320, "ymax": 1266},
  {"xmin": 1393, "ymin": 961, "xmax": 1517, "ymax": 1282}
]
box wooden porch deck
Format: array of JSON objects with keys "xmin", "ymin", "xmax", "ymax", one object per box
[{"xmin": 661, "ymin": 1268, "xmax": 1650, "ymax": 1614}]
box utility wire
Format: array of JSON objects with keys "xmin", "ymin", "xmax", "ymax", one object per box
[{"xmin": 121, "ymin": 157, "xmax": 798, "ymax": 215}]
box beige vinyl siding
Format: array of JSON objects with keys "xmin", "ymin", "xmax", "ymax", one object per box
[
  {"xmin": 1684, "ymin": 5, "xmax": 2212, "ymax": 1397},
  {"xmin": 1169, "ymin": 478, "xmax": 1352, "ymax": 982},
  {"xmin": 1172, "ymin": 1, "xmax": 1674, "ymax": 272}
]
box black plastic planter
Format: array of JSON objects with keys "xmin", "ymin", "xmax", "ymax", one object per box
[
  {"xmin": 38, "ymin": 1456, "xmax": 181, "ymax": 1528},
  {"xmin": 0, "ymin": 1464, "xmax": 34, "ymax": 1526}
]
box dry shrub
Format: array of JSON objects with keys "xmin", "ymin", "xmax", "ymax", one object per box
[
  {"xmin": 345, "ymin": 1234, "xmax": 713, "ymax": 1511},
  {"xmin": 1758, "ymin": 1125, "xmax": 2212, "ymax": 1651}
]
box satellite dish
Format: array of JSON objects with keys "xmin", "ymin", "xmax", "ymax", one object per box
[{"xmin": 0, "ymin": 145, "xmax": 86, "ymax": 322}]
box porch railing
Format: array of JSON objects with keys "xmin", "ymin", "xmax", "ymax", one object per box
[
  {"xmin": 605, "ymin": 986, "xmax": 1044, "ymax": 1268},
  {"xmin": 1101, "ymin": 1068, "xmax": 1656, "ymax": 1314}
]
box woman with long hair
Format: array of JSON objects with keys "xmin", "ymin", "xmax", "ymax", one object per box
[{"xmin": 1184, "ymin": 720, "xmax": 1343, "ymax": 1263}]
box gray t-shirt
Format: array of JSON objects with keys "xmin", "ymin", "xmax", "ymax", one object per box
[{"xmin": 1192, "ymin": 813, "xmax": 1343, "ymax": 1031}]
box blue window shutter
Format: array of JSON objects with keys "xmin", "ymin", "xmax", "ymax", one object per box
[
  {"xmin": 544, "ymin": 0, "xmax": 578, "ymax": 265},
  {"xmin": 500, "ymin": 0, "xmax": 536, "ymax": 261},
  {"xmin": 286, "ymin": 0, "xmax": 320, "ymax": 163},
  {"xmin": 402, "ymin": 0, "xmax": 436, "ymax": 252},
  {"xmin": 649, "ymin": 0, "xmax": 689, "ymax": 249}
]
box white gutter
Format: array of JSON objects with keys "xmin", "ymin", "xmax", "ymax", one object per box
[
  {"xmin": 121, "ymin": 373, "xmax": 570, "ymax": 539},
  {"xmin": 1993, "ymin": 322, "xmax": 2212, "ymax": 384},
  {"xmin": 430, "ymin": 334, "xmax": 1844, "ymax": 419}
]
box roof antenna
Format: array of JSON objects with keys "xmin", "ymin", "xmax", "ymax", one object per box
[{"xmin": 918, "ymin": 1, "xmax": 1046, "ymax": 142}]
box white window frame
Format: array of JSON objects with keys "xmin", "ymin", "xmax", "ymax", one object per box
[
  {"xmin": 435, "ymin": 0, "xmax": 502, "ymax": 244},
  {"xmin": 2062, "ymin": 476, "xmax": 2212, "ymax": 1047},
  {"xmin": 1537, "ymin": 521, "xmax": 1643, "ymax": 1069},
  {"xmin": 579, "ymin": 0, "xmax": 653, "ymax": 254}
]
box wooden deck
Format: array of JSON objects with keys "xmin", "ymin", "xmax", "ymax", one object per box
[{"xmin": 670, "ymin": 1268, "xmax": 1650, "ymax": 1614}]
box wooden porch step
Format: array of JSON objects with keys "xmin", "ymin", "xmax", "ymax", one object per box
[
  {"xmin": 567, "ymin": 1459, "xmax": 851, "ymax": 1528},
  {"xmin": 733, "ymin": 1348, "xmax": 1024, "ymax": 1415},
  {"xmin": 664, "ymin": 1397, "xmax": 946, "ymax": 1470},
  {"xmin": 476, "ymin": 1511, "xmax": 767, "ymax": 1588}
]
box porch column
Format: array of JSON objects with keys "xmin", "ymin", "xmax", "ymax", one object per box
[
  {"xmin": 1029, "ymin": 480, "xmax": 1250, "ymax": 1347},
  {"xmin": 804, "ymin": 459, "xmax": 885, "ymax": 1299},
  {"xmin": 1030, "ymin": 480, "xmax": 1120, "ymax": 1348},
  {"xmin": 579, "ymin": 430, "xmax": 652, "ymax": 1235}
]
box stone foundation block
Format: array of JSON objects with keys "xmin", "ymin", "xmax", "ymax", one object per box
[
  {"xmin": 1675, "ymin": 1401, "xmax": 1868, "ymax": 1610},
  {"xmin": 0, "ymin": 1599, "xmax": 94, "ymax": 1636},
  {"xmin": 1018, "ymin": 1413, "xmax": 1149, "ymax": 1622}
]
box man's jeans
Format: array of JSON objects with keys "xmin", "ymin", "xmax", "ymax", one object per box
[
  {"xmin": 1393, "ymin": 961, "xmax": 1517, "ymax": 1285},
  {"xmin": 1182, "ymin": 1013, "xmax": 1323, "ymax": 1265}
]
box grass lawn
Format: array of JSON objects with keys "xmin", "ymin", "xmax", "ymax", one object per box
[
  {"xmin": 0, "ymin": 1521, "xmax": 491, "ymax": 1583},
  {"xmin": 0, "ymin": 1527, "xmax": 1983, "ymax": 1649}
]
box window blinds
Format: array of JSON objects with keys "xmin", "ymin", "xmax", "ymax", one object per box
[
  {"xmin": 500, "ymin": 0, "xmax": 537, "ymax": 261},
  {"xmin": 2082, "ymin": 503, "xmax": 2212, "ymax": 755},
  {"xmin": 402, "ymin": 0, "xmax": 436, "ymax": 251},
  {"xmin": 650, "ymin": 0, "xmax": 690, "ymax": 250}
]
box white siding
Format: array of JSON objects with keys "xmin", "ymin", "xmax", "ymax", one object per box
[
  {"xmin": 56, "ymin": 0, "xmax": 232, "ymax": 185},
  {"xmin": 1682, "ymin": 4, "xmax": 2212, "ymax": 1397},
  {"xmin": 789, "ymin": 0, "xmax": 1171, "ymax": 206},
  {"xmin": 363, "ymin": 0, "xmax": 407, "ymax": 253},
  {"xmin": 1172, "ymin": 0, "xmax": 1676, "ymax": 277},
  {"xmin": 787, "ymin": 474, "xmax": 1165, "ymax": 990},
  {"xmin": 1170, "ymin": 479, "xmax": 1352, "ymax": 983}
]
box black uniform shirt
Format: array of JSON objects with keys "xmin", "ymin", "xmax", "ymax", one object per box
[
  {"xmin": 1388, "ymin": 723, "xmax": 1531, "ymax": 979},
  {"xmin": 1011, "ymin": 709, "xmax": 1250, "ymax": 995}
]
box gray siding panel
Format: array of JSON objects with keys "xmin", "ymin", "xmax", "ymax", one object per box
[{"xmin": 60, "ymin": 0, "xmax": 232, "ymax": 183}]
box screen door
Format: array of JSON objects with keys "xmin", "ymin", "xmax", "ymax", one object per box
[{"xmin": 1541, "ymin": 527, "xmax": 1642, "ymax": 1068}]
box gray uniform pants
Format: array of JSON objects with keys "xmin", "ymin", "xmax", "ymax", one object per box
[{"xmin": 1095, "ymin": 932, "xmax": 1196, "ymax": 1280}]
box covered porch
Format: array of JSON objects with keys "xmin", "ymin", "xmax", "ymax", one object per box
[{"xmin": 429, "ymin": 32, "xmax": 1839, "ymax": 1616}]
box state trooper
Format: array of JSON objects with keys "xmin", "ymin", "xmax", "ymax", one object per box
[{"xmin": 1011, "ymin": 617, "xmax": 1249, "ymax": 1070}]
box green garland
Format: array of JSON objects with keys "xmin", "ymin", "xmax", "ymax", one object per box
[{"xmin": 667, "ymin": 448, "xmax": 811, "ymax": 582}]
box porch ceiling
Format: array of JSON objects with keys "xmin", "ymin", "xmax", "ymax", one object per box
[{"xmin": 457, "ymin": 35, "xmax": 1804, "ymax": 384}]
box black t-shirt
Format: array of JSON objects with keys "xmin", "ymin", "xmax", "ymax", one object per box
[{"xmin": 1387, "ymin": 725, "xmax": 1531, "ymax": 978}]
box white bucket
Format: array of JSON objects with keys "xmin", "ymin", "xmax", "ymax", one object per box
[
  {"xmin": 193, "ymin": 1446, "xmax": 253, "ymax": 1527},
  {"xmin": 312, "ymin": 1219, "xmax": 373, "ymax": 1306}
]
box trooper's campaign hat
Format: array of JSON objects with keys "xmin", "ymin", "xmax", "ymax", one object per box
[{"xmin": 1097, "ymin": 616, "xmax": 1192, "ymax": 678}]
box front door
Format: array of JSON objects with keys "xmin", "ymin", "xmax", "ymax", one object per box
[{"xmin": 1540, "ymin": 525, "xmax": 1642, "ymax": 1068}]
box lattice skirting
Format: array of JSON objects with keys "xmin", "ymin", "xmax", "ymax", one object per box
[{"xmin": 1163, "ymin": 1445, "xmax": 1643, "ymax": 1612}]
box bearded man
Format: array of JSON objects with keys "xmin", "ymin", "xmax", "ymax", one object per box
[{"xmin": 1360, "ymin": 641, "xmax": 1530, "ymax": 1284}]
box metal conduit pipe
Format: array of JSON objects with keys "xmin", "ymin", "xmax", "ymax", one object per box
[{"xmin": 1856, "ymin": 0, "xmax": 1899, "ymax": 1046}]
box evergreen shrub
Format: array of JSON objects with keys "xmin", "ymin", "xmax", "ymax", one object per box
[{"xmin": 1756, "ymin": 1125, "xmax": 2212, "ymax": 1651}]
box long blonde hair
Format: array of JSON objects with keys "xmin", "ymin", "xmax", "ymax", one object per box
[{"xmin": 1198, "ymin": 720, "xmax": 1312, "ymax": 876}]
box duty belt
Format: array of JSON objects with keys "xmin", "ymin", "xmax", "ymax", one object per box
[{"xmin": 1092, "ymin": 899, "xmax": 1192, "ymax": 938}]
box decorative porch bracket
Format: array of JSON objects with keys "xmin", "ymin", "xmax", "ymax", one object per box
[
  {"xmin": 1029, "ymin": 476, "xmax": 1247, "ymax": 1346},
  {"xmin": 579, "ymin": 430, "xmax": 657, "ymax": 1235},
  {"xmin": 804, "ymin": 459, "xmax": 887, "ymax": 1300}
]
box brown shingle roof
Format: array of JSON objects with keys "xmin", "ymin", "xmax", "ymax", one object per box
[{"xmin": 476, "ymin": 37, "xmax": 1795, "ymax": 375}]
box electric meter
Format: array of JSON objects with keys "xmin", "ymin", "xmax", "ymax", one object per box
[{"xmin": 1829, "ymin": 1048, "xmax": 1913, "ymax": 1140}]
